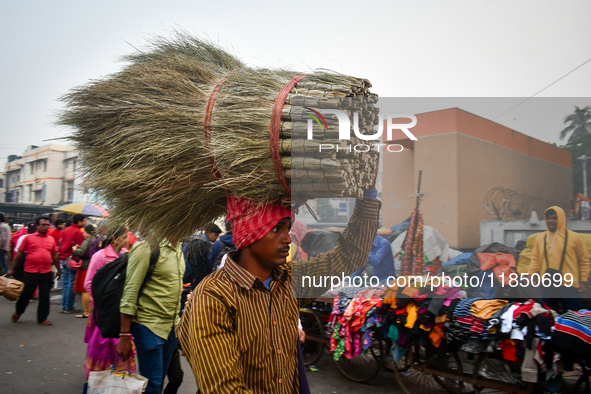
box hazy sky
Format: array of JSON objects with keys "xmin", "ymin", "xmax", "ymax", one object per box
[{"xmin": 1, "ymin": 0, "xmax": 590, "ymax": 168}]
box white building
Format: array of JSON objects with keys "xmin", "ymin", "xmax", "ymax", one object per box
[
  {"xmin": 4, "ymin": 144, "xmax": 81, "ymax": 205},
  {"xmin": 0, "ymin": 171, "xmax": 5, "ymax": 200}
]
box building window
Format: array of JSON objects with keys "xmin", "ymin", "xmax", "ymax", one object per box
[
  {"xmin": 0, "ymin": 179, "xmax": 3, "ymax": 188},
  {"xmin": 34, "ymin": 190, "xmax": 43, "ymax": 202},
  {"xmin": 35, "ymin": 161, "xmax": 46, "ymax": 172},
  {"xmin": 64, "ymin": 180, "xmax": 74, "ymax": 202},
  {"xmin": 30, "ymin": 163, "xmax": 34, "ymax": 175}
]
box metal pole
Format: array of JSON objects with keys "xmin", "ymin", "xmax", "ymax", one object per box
[
  {"xmin": 578, "ymin": 155, "xmax": 589, "ymax": 220},
  {"xmin": 415, "ymin": 170, "xmax": 423, "ymax": 211},
  {"xmin": 581, "ymin": 155, "xmax": 589, "ymax": 197}
]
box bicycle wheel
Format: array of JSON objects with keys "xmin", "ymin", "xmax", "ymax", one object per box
[
  {"xmin": 334, "ymin": 336, "xmax": 384, "ymax": 383},
  {"xmin": 382, "ymin": 339, "xmax": 409, "ymax": 373},
  {"xmin": 571, "ymin": 363, "xmax": 591, "ymax": 394},
  {"xmin": 299, "ymin": 309, "xmax": 324, "ymax": 366},
  {"xmin": 393, "ymin": 341, "xmax": 473, "ymax": 394},
  {"xmin": 472, "ymin": 353, "xmax": 533, "ymax": 394}
]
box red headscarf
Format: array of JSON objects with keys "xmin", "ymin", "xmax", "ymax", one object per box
[{"xmin": 227, "ymin": 196, "xmax": 293, "ymax": 249}]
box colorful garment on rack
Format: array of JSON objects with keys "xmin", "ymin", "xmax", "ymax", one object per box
[
  {"xmin": 329, "ymin": 288, "xmax": 384, "ymax": 361},
  {"xmin": 470, "ymin": 299, "xmax": 508, "ymax": 320},
  {"xmin": 450, "ymin": 298, "xmax": 491, "ymax": 341},
  {"xmin": 399, "ymin": 209, "xmax": 424, "ymax": 276},
  {"xmin": 554, "ymin": 309, "xmax": 591, "ymax": 360}
]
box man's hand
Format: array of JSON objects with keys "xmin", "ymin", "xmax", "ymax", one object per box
[
  {"xmin": 298, "ymin": 327, "xmax": 306, "ymax": 344},
  {"xmin": 578, "ymin": 282, "xmax": 587, "ymax": 293},
  {"xmin": 54, "ymin": 268, "xmax": 61, "ymax": 281},
  {"xmin": 117, "ymin": 336, "xmax": 133, "ymax": 361},
  {"xmin": 6, "ymin": 269, "xmax": 13, "ymax": 278}
]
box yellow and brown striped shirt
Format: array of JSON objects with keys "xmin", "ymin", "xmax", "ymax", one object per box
[{"xmin": 177, "ymin": 198, "xmax": 380, "ymax": 394}]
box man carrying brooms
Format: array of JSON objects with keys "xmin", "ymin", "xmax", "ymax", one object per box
[
  {"xmin": 58, "ymin": 32, "xmax": 382, "ymax": 394},
  {"xmin": 177, "ymin": 169, "xmax": 381, "ymax": 393}
]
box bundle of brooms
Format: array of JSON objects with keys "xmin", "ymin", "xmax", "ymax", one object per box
[{"xmin": 59, "ymin": 33, "xmax": 379, "ymax": 241}]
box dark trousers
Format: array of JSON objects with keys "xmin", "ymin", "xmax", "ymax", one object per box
[
  {"xmin": 542, "ymin": 286, "xmax": 581, "ymax": 313},
  {"xmin": 163, "ymin": 345, "xmax": 184, "ymax": 394},
  {"xmin": 15, "ymin": 271, "xmax": 53, "ymax": 322},
  {"xmin": 0, "ymin": 249, "xmax": 8, "ymax": 274},
  {"xmin": 132, "ymin": 323, "xmax": 179, "ymax": 394}
]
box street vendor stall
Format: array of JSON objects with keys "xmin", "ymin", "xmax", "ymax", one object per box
[
  {"xmin": 301, "ymin": 283, "xmax": 591, "ymax": 393},
  {"xmin": 301, "ymin": 187, "xmax": 591, "ymax": 393}
]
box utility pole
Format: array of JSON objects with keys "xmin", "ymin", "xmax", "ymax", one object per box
[
  {"xmin": 578, "ymin": 155, "xmax": 590, "ymax": 220},
  {"xmin": 579, "ymin": 155, "xmax": 589, "ymax": 197}
]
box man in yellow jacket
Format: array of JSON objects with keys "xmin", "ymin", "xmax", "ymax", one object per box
[{"xmin": 528, "ymin": 206, "xmax": 590, "ymax": 312}]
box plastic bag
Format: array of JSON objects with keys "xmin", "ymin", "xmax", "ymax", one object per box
[
  {"xmin": 87, "ymin": 370, "xmax": 148, "ymax": 394},
  {"xmin": 0, "ymin": 276, "xmax": 24, "ymax": 301}
]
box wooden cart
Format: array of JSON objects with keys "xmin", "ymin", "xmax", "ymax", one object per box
[{"xmin": 300, "ymin": 301, "xmax": 591, "ymax": 394}]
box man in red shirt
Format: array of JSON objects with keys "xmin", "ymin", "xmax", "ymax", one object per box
[
  {"xmin": 59, "ymin": 214, "xmax": 86, "ymax": 313},
  {"xmin": 8, "ymin": 216, "xmax": 61, "ymax": 325},
  {"xmin": 48, "ymin": 219, "xmax": 66, "ymax": 247}
]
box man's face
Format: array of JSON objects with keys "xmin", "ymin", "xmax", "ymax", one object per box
[
  {"xmin": 248, "ymin": 218, "xmax": 292, "ymax": 268},
  {"xmin": 58, "ymin": 223, "xmax": 66, "ymax": 230},
  {"xmin": 77, "ymin": 218, "xmax": 87, "ymax": 228},
  {"xmin": 37, "ymin": 220, "xmax": 50, "ymax": 235},
  {"xmin": 546, "ymin": 212, "xmax": 558, "ymax": 232},
  {"xmin": 207, "ymin": 232, "xmax": 219, "ymax": 243}
]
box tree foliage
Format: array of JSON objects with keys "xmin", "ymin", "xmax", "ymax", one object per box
[
  {"xmin": 562, "ymin": 132, "xmax": 591, "ymax": 197},
  {"xmin": 560, "ymin": 106, "xmax": 591, "ymax": 143}
]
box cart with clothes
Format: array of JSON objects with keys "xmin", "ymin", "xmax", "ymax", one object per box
[
  {"xmin": 299, "ymin": 207, "xmax": 591, "ymax": 393},
  {"xmin": 312, "ymin": 282, "xmax": 591, "ymax": 393}
]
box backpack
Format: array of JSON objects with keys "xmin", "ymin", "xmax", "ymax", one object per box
[
  {"xmin": 212, "ymin": 238, "xmax": 235, "ymax": 271},
  {"xmin": 91, "ymin": 246, "xmax": 160, "ymax": 339}
]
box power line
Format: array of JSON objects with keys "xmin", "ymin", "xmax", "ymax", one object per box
[{"xmin": 493, "ymin": 55, "xmax": 591, "ymax": 120}]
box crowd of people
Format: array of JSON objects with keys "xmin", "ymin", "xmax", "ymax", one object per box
[
  {"xmin": 0, "ymin": 181, "xmax": 382, "ymax": 394},
  {"xmin": 4, "ymin": 191, "xmax": 587, "ymax": 394},
  {"xmin": 2, "ymin": 214, "xmax": 111, "ymax": 322}
]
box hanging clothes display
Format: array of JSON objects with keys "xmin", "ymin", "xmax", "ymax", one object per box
[{"xmin": 399, "ymin": 209, "xmax": 424, "ymax": 276}]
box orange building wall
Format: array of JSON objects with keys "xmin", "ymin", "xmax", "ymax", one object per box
[
  {"xmin": 381, "ymin": 108, "xmax": 572, "ymax": 248},
  {"xmin": 455, "ymin": 133, "xmax": 572, "ymax": 247}
]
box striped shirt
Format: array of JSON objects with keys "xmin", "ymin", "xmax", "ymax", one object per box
[{"xmin": 177, "ymin": 198, "xmax": 380, "ymax": 394}]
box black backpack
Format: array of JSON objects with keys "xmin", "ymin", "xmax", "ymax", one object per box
[
  {"xmin": 212, "ymin": 238, "xmax": 235, "ymax": 271},
  {"xmin": 91, "ymin": 246, "xmax": 160, "ymax": 339}
]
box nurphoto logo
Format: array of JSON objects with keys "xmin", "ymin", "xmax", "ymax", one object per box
[{"xmin": 304, "ymin": 107, "xmax": 418, "ymax": 153}]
